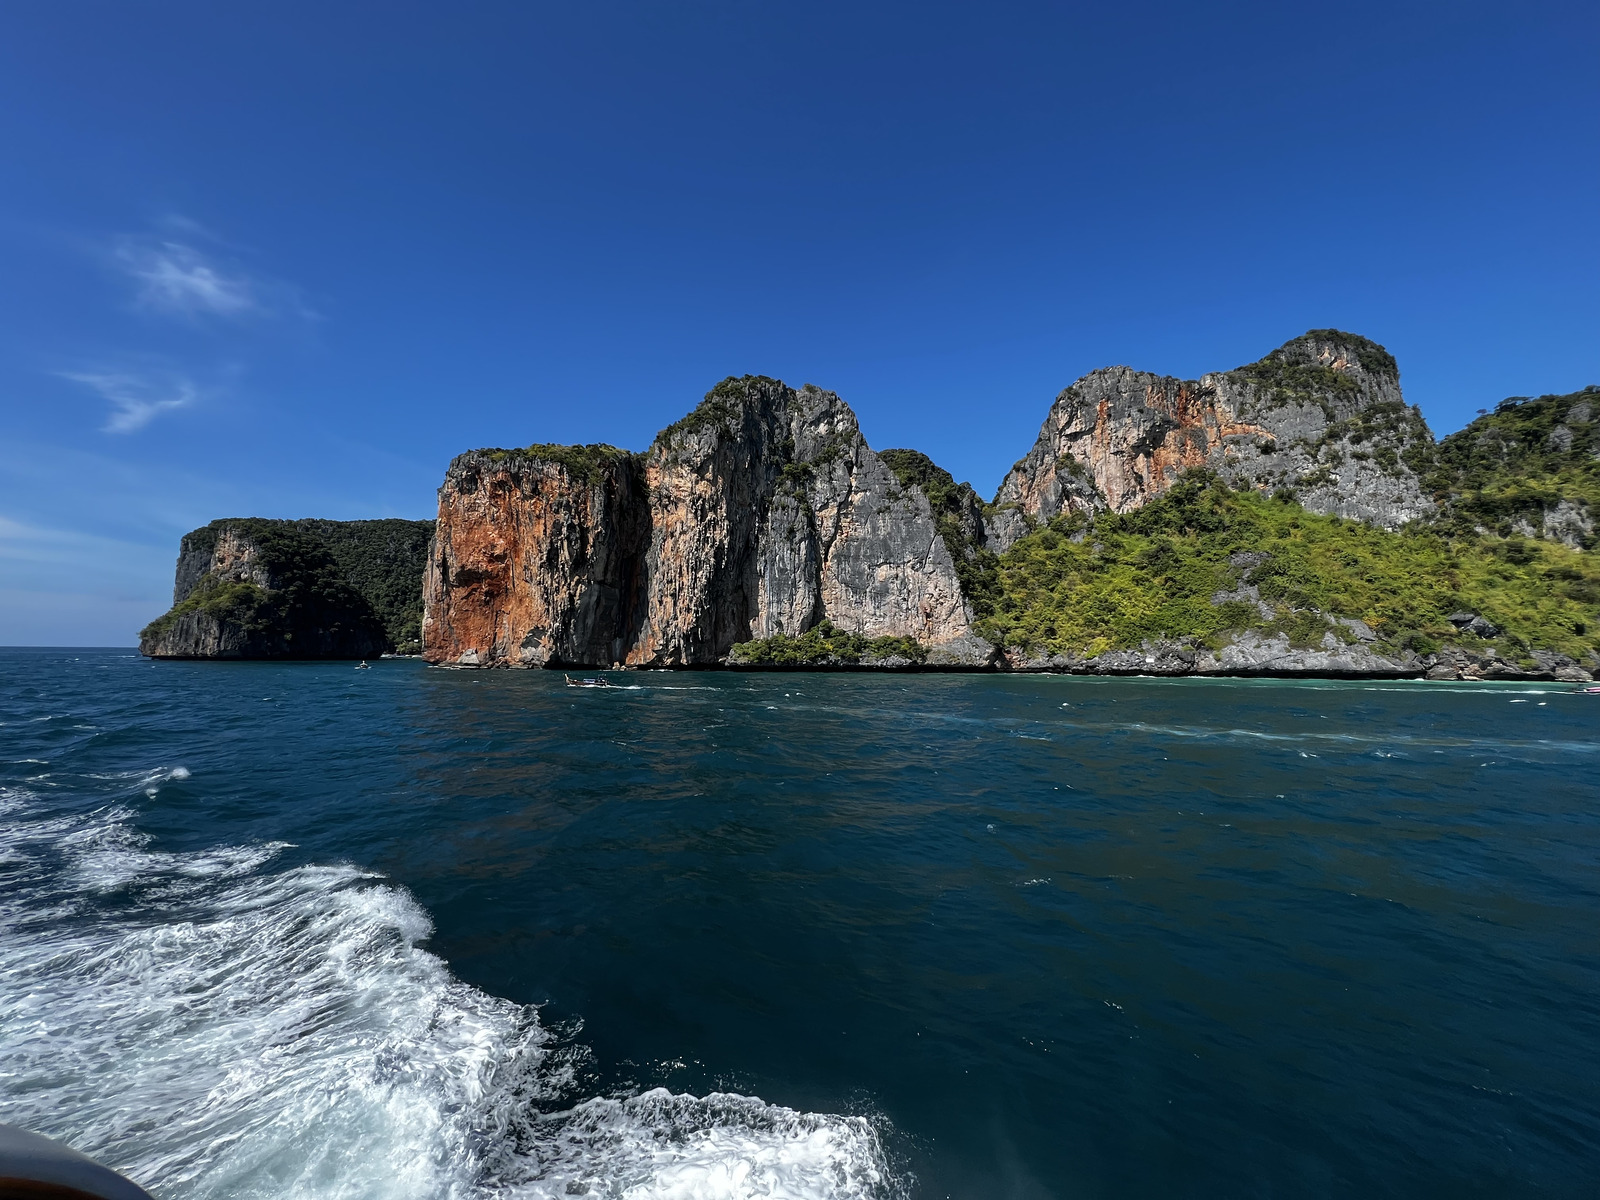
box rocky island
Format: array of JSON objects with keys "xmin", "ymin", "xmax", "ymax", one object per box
[
  {"xmin": 139, "ymin": 518, "xmax": 433, "ymax": 659},
  {"xmin": 140, "ymin": 331, "xmax": 1600, "ymax": 680}
]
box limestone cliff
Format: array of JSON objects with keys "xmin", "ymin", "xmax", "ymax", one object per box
[
  {"xmin": 422, "ymin": 378, "xmax": 993, "ymax": 668},
  {"xmin": 988, "ymin": 331, "xmax": 1436, "ymax": 549},
  {"xmin": 140, "ymin": 520, "xmax": 394, "ymax": 659},
  {"xmin": 421, "ymin": 446, "xmax": 649, "ymax": 667}
]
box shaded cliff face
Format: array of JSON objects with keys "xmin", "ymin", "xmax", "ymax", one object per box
[
  {"xmin": 423, "ymin": 379, "xmax": 992, "ymax": 668},
  {"xmin": 141, "ymin": 521, "xmax": 390, "ymax": 660},
  {"xmin": 989, "ymin": 332, "xmax": 1436, "ymax": 548}
]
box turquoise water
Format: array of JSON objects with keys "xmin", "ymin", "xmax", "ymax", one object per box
[{"xmin": 2, "ymin": 648, "xmax": 1597, "ymax": 1198}]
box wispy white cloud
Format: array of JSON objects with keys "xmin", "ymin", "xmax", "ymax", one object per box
[
  {"xmin": 116, "ymin": 239, "xmax": 259, "ymax": 317},
  {"xmin": 110, "ymin": 225, "xmax": 314, "ymax": 322},
  {"xmin": 60, "ymin": 369, "xmax": 199, "ymax": 433}
]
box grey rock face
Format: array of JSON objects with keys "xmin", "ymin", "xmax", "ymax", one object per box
[
  {"xmin": 1001, "ymin": 632, "xmax": 1420, "ymax": 678},
  {"xmin": 630, "ymin": 379, "xmax": 985, "ymax": 665},
  {"xmin": 173, "ymin": 538, "xmax": 226, "ymax": 605},
  {"xmin": 988, "ymin": 332, "xmax": 1436, "ymax": 549},
  {"xmin": 1199, "ymin": 630, "xmax": 1416, "ymax": 677},
  {"xmin": 1210, "ymin": 582, "xmax": 1275, "ymax": 620},
  {"xmin": 142, "ymin": 608, "xmax": 387, "ymax": 660},
  {"xmin": 787, "ymin": 387, "xmax": 980, "ymax": 661},
  {"xmin": 753, "ymin": 492, "xmax": 823, "ymax": 640},
  {"xmin": 163, "ymin": 526, "xmax": 280, "ymax": 604},
  {"xmin": 1532, "ymin": 498, "xmax": 1594, "ymax": 549},
  {"xmin": 1447, "ymin": 612, "xmax": 1502, "ymax": 639}
]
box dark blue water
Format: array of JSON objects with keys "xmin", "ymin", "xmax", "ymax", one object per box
[{"xmin": 2, "ymin": 648, "xmax": 1597, "ymax": 1198}]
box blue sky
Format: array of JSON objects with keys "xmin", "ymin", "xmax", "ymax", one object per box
[{"xmin": 1, "ymin": 1, "xmax": 1596, "ymax": 645}]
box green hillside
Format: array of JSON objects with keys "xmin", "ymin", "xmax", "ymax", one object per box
[
  {"xmin": 975, "ymin": 472, "xmax": 1599, "ymax": 664},
  {"xmin": 1427, "ymin": 386, "xmax": 1600, "ymax": 547},
  {"xmin": 742, "ymin": 394, "xmax": 1600, "ymax": 670}
]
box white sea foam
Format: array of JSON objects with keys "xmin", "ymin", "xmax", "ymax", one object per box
[
  {"xmin": 0, "ymin": 788, "xmax": 900, "ymax": 1200},
  {"xmin": 486, "ymin": 1091, "xmax": 894, "ymax": 1199}
]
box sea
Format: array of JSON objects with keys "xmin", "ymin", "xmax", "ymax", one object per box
[{"xmin": 1, "ymin": 647, "xmax": 1597, "ymax": 1199}]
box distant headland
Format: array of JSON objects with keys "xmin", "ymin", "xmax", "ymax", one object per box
[{"xmin": 139, "ymin": 331, "xmax": 1600, "ymax": 682}]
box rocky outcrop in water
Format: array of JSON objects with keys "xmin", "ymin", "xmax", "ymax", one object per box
[
  {"xmin": 141, "ymin": 521, "xmax": 391, "ymax": 659},
  {"xmin": 988, "ymin": 331, "xmax": 1436, "ymax": 550},
  {"xmin": 422, "ymin": 378, "xmax": 993, "ymax": 668},
  {"xmin": 141, "ymin": 518, "xmax": 432, "ymax": 659}
]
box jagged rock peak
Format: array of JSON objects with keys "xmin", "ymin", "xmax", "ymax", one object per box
[
  {"xmin": 1236, "ymin": 329, "xmax": 1400, "ymax": 393},
  {"xmin": 421, "ymin": 376, "xmax": 995, "ymax": 669},
  {"xmin": 987, "ymin": 329, "xmax": 1435, "ymax": 550}
]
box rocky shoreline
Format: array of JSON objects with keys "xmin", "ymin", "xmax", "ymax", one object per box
[{"xmin": 431, "ymin": 643, "xmax": 1595, "ymax": 683}]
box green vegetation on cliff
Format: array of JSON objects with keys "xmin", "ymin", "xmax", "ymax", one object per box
[
  {"xmin": 975, "ymin": 472, "xmax": 1600, "ymax": 663},
  {"xmin": 661, "ymin": 375, "xmax": 784, "ymax": 443},
  {"xmin": 292, "ymin": 519, "xmax": 436, "ymax": 650},
  {"xmin": 1232, "ymin": 329, "xmax": 1400, "ymax": 413},
  {"xmin": 730, "ymin": 620, "xmax": 928, "ymax": 667},
  {"xmin": 140, "ymin": 518, "xmax": 385, "ymax": 653},
  {"xmin": 140, "ymin": 577, "xmax": 273, "ymax": 643},
  {"xmin": 476, "ymin": 442, "xmax": 639, "ymax": 488},
  {"xmin": 1427, "ymin": 387, "xmax": 1600, "ymax": 547}
]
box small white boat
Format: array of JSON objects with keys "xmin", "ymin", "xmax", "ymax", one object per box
[
  {"xmin": 565, "ymin": 674, "xmax": 610, "ymax": 689},
  {"xmin": 355, "ymin": 661, "xmax": 371, "ymax": 670}
]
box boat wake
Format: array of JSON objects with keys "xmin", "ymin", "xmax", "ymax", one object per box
[{"xmin": 0, "ymin": 782, "xmax": 900, "ymax": 1200}]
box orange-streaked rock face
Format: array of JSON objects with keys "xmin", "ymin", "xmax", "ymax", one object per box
[
  {"xmin": 1000, "ymin": 371, "xmax": 1271, "ymax": 522},
  {"xmin": 422, "ymin": 452, "xmax": 647, "ymax": 667},
  {"xmin": 1092, "ymin": 379, "xmax": 1272, "ymax": 512}
]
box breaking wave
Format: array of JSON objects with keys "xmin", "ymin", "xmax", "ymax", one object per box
[{"xmin": 0, "ymin": 783, "xmax": 900, "ymax": 1200}]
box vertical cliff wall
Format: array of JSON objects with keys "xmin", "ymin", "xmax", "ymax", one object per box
[
  {"xmin": 422, "ymin": 378, "xmax": 993, "ymax": 668},
  {"xmin": 988, "ymin": 331, "xmax": 1436, "ymax": 549},
  {"xmin": 422, "ymin": 447, "xmax": 649, "ymax": 667}
]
